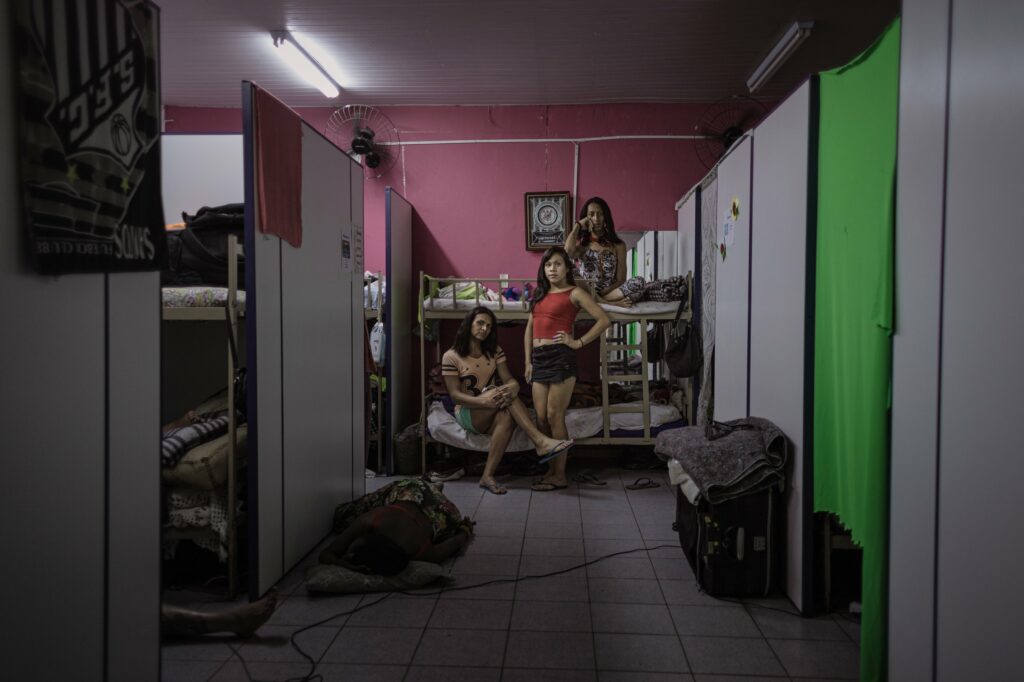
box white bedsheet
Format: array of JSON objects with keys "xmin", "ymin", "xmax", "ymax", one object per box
[
  {"xmin": 421, "ymin": 297, "xmax": 680, "ymax": 317},
  {"xmin": 426, "ymin": 401, "xmax": 682, "ymax": 452}
]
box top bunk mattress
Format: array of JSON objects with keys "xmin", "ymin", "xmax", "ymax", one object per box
[
  {"xmin": 421, "ymin": 297, "xmax": 680, "ymax": 317},
  {"xmin": 162, "ymin": 286, "xmax": 246, "ymax": 308}
]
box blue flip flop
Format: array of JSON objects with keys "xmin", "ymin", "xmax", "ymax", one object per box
[{"xmin": 537, "ymin": 440, "xmax": 573, "ymax": 465}]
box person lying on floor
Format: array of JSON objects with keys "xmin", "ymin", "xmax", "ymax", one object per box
[
  {"xmin": 322, "ymin": 478, "xmax": 476, "ymax": 575},
  {"xmin": 442, "ymin": 306, "xmax": 573, "ymax": 494},
  {"xmin": 161, "ymin": 589, "xmax": 278, "ymax": 638}
]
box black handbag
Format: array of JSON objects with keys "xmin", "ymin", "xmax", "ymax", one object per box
[{"xmin": 664, "ymin": 299, "xmax": 703, "ymax": 378}]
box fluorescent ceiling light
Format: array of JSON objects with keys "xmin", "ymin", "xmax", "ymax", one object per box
[
  {"xmin": 746, "ymin": 21, "xmax": 813, "ymax": 93},
  {"xmin": 290, "ymin": 31, "xmax": 351, "ymax": 88},
  {"xmin": 271, "ymin": 30, "xmax": 341, "ymax": 98}
]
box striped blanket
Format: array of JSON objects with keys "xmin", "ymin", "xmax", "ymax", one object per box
[{"xmin": 161, "ymin": 410, "xmax": 233, "ymax": 469}]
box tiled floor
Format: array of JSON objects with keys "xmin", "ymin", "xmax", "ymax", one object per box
[{"xmin": 162, "ymin": 468, "xmax": 860, "ymax": 681}]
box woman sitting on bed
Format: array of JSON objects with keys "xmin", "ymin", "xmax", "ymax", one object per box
[
  {"xmin": 323, "ymin": 478, "xmax": 474, "ymax": 574},
  {"xmin": 526, "ymin": 247, "xmax": 611, "ymax": 491},
  {"xmin": 565, "ymin": 196, "xmax": 687, "ymax": 307},
  {"xmin": 442, "ymin": 306, "xmax": 573, "ymax": 494}
]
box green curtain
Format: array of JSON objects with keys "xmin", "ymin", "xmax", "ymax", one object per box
[{"xmin": 814, "ymin": 19, "xmax": 899, "ymax": 682}]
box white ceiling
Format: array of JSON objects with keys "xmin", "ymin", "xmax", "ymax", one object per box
[{"xmin": 157, "ymin": 0, "xmax": 898, "ymax": 108}]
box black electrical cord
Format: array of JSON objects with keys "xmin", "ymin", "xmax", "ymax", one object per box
[{"xmin": 220, "ymin": 542, "xmax": 813, "ymax": 682}]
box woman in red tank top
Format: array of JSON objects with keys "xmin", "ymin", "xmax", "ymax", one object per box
[{"xmin": 526, "ymin": 247, "xmax": 611, "ymax": 490}]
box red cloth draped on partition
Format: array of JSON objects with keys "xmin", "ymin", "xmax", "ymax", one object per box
[{"xmin": 253, "ymin": 86, "xmax": 302, "ymax": 247}]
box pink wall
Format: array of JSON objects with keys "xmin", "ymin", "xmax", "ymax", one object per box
[
  {"xmin": 165, "ymin": 102, "xmax": 711, "ymax": 390},
  {"xmin": 165, "ymin": 102, "xmax": 710, "ymax": 279}
]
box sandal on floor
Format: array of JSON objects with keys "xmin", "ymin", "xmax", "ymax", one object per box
[
  {"xmin": 571, "ymin": 471, "xmax": 607, "ymax": 486},
  {"xmin": 625, "ymin": 477, "xmax": 661, "ymax": 490},
  {"xmin": 530, "ymin": 481, "xmax": 568, "ymax": 492},
  {"xmin": 537, "ymin": 439, "xmax": 573, "ymax": 465},
  {"xmin": 479, "ymin": 481, "xmax": 508, "ymax": 495}
]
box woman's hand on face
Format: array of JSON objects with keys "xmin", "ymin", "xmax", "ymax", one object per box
[{"xmin": 553, "ymin": 331, "xmax": 582, "ymax": 349}]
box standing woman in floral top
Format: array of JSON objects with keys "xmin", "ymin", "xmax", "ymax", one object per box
[{"xmin": 565, "ymin": 196, "xmax": 688, "ymax": 307}]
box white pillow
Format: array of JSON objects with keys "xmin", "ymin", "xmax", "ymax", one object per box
[{"xmin": 304, "ymin": 561, "xmax": 446, "ymax": 594}]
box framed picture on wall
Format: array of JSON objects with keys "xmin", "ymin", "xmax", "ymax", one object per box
[{"xmin": 525, "ymin": 192, "xmax": 570, "ymax": 251}]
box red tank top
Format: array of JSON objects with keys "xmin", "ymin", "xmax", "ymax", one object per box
[{"xmin": 532, "ymin": 288, "xmax": 578, "ymax": 339}]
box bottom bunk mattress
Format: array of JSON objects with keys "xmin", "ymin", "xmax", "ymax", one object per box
[
  {"xmin": 426, "ymin": 400, "xmax": 683, "ymax": 452},
  {"xmin": 162, "ymin": 286, "xmax": 246, "ymax": 308}
]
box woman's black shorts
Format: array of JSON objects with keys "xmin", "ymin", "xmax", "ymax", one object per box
[{"xmin": 530, "ymin": 343, "xmax": 578, "ymax": 384}]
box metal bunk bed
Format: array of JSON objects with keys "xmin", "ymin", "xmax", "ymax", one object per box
[
  {"xmin": 364, "ymin": 271, "xmax": 385, "ymax": 470},
  {"xmin": 161, "ymin": 235, "xmax": 245, "ymax": 598},
  {"xmin": 417, "ymin": 270, "xmax": 694, "ymax": 472}
]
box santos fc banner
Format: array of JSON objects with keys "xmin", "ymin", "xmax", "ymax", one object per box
[{"xmin": 15, "ymin": 0, "xmax": 166, "ymax": 273}]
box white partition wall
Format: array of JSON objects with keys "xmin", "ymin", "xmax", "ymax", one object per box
[
  {"xmin": 2, "ymin": 5, "xmax": 161, "ymax": 675},
  {"xmin": 281, "ymin": 127, "xmax": 355, "ymax": 567},
  {"xmin": 638, "ymin": 231, "xmax": 655, "ymax": 280},
  {"xmin": 748, "ymin": 81, "xmax": 815, "ymax": 613},
  {"xmin": 385, "ymin": 188, "xmax": 414, "ymax": 471},
  {"xmin": 675, "ymin": 193, "xmax": 697, "ymax": 278},
  {"xmin": 712, "ymin": 136, "xmax": 752, "ymax": 422},
  {"xmin": 107, "ymin": 272, "xmax": 161, "ymax": 681},
  {"xmin": 248, "ymin": 160, "xmax": 285, "ymax": 595},
  {"xmin": 245, "ymin": 84, "xmax": 364, "ymax": 593},
  {"xmin": 889, "ymin": 1, "xmax": 947, "ymax": 676},
  {"xmin": 656, "ymin": 230, "xmax": 678, "ymax": 278},
  {"xmin": 350, "ymin": 166, "xmax": 366, "ymax": 501},
  {"xmin": 934, "ymin": 2, "xmax": 1024, "ymax": 678}
]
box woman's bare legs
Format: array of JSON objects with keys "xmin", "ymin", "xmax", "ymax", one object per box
[
  {"xmin": 540, "ymin": 377, "xmax": 576, "ymax": 486},
  {"xmin": 532, "ymin": 382, "xmax": 552, "ymax": 440},
  {"xmin": 473, "ymin": 407, "xmax": 512, "ymax": 494},
  {"xmin": 502, "ymin": 397, "xmax": 571, "ymax": 454},
  {"xmin": 161, "ymin": 589, "xmax": 279, "ymax": 638}
]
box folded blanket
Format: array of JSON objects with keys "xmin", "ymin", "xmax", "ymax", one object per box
[{"xmin": 654, "ymin": 417, "xmax": 788, "ymax": 504}]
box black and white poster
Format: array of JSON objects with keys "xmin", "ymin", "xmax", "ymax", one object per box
[{"xmin": 15, "ymin": 0, "xmax": 166, "ymax": 274}]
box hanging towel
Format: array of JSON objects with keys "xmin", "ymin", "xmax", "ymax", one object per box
[{"xmin": 253, "ymin": 86, "xmax": 303, "ymax": 247}]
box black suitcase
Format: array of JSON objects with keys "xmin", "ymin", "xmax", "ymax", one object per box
[{"xmin": 673, "ymin": 485, "xmax": 778, "ymax": 597}]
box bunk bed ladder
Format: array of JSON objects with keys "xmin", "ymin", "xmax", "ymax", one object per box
[{"xmin": 600, "ymin": 318, "xmax": 652, "ymax": 440}]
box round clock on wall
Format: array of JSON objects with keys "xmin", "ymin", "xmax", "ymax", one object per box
[{"xmin": 525, "ymin": 192, "xmax": 570, "ymax": 251}]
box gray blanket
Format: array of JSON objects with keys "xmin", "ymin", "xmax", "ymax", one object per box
[{"xmin": 654, "ymin": 417, "xmax": 788, "ymax": 504}]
